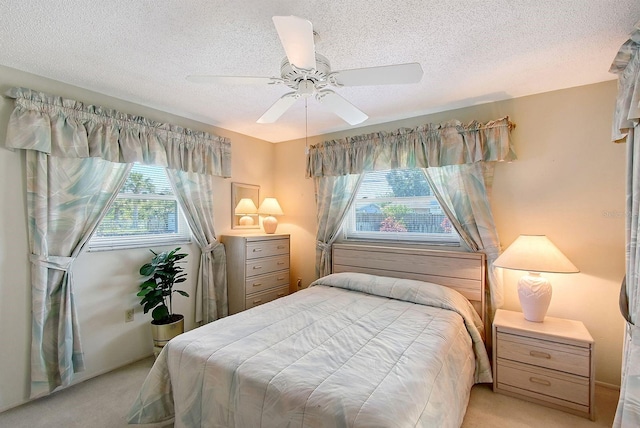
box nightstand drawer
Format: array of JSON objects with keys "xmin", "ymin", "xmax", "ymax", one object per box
[
  {"xmin": 246, "ymin": 285, "xmax": 289, "ymax": 309},
  {"xmin": 497, "ymin": 359, "xmax": 589, "ymax": 406},
  {"xmin": 497, "ymin": 332, "xmax": 590, "ymax": 376},
  {"xmin": 246, "ymin": 255, "xmax": 289, "ymax": 277},
  {"xmin": 245, "ymin": 271, "xmax": 289, "ymax": 294},
  {"xmin": 246, "ymin": 239, "xmax": 289, "ymax": 259}
]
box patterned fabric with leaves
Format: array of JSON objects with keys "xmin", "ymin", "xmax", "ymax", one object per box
[
  {"xmin": 4, "ymin": 87, "xmax": 231, "ymax": 397},
  {"xmin": 610, "ymin": 19, "xmax": 640, "ymax": 428}
]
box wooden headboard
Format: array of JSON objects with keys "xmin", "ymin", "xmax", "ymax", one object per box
[{"xmin": 332, "ymin": 243, "xmax": 487, "ymax": 336}]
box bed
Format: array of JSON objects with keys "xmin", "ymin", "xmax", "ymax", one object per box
[{"xmin": 128, "ymin": 244, "xmax": 492, "ymax": 427}]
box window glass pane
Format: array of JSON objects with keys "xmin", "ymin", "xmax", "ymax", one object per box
[
  {"xmin": 91, "ymin": 164, "xmax": 191, "ymax": 250},
  {"xmin": 95, "ymin": 199, "xmax": 179, "ymax": 237},
  {"xmin": 345, "ymin": 169, "xmax": 459, "ymax": 244}
]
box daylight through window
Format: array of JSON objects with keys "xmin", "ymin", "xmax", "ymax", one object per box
[
  {"xmin": 90, "ymin": 164, "xmax": 191, "ymax": 250},
  {"xmin": 344, "ymin": 169, "xmax": 460, "ymax": 245}
]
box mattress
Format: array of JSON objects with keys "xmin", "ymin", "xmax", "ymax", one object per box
[{"xmin": 129, "ymin": 272, "xmax": 492, "ymax": 427}]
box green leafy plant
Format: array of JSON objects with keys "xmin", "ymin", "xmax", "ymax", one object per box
[{"xmin": 137, "ymin": 247, "xmax": 189, "ymax": 325}]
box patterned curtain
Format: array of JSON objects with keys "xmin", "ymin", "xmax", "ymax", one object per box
[
  {"xmin": 307, "ymin": 117, "xmax": 515, "ymax": 177},
  {"xmin": 424, "ymin": 163, "xmax": 503, "ymax": 320},
  {"xmin": 27, "ymin": 152, "xmax": 131, "ymax": 397},
  {"xmin": 167, "ymin": 169, "xmax": 227, "ymax": 323},
  {"xmin": 610, "ymin": 20, "xmax": 640, "ymax": 428},
  {"xmin": 4, "ymin": 87, "xmax": 232, "ymax": 396},
  {"xmin": 314, "ymin": 174, "xmax": 364, "ymax": 277},
  {"xmin": 306, "ymin": 117, "xmax": 515, "ymax": 301}
]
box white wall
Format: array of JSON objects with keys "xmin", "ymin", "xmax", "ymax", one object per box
[
  {"xmin": 275, "ymin": 80, "xmax": 626, "ymax": 387},
  {"xmin": 0, "ymin": 65, "xmax": 276, "ymax": 411}
]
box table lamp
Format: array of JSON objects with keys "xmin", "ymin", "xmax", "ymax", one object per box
[
  {"xmin": 493, "ymin": 234, "xmax": 579, "ymax": 322},
  {"xmin": 234, "ymin": 198, "xmax": 258, "ymax": 226},
  {"xmin": 258, "ymin": 198, "xmax": 283, "ymax": 234}
]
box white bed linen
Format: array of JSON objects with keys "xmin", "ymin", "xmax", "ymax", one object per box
[{"xmin": 129, "ymin": 272, "xmax": 492, "ymax": 428}]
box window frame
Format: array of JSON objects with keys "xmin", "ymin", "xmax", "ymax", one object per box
[
  {"xmin": 88, "ymin": 166, "xmax": 192, "ymax": 252},
  {"xmin": 342, "ymin": 170, "xmax": 460, "ymax": 247}
]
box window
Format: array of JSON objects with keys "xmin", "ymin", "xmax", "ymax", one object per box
[
  {"xmin": 89, "ymin": 164, "xmax": 191, "ymax": 251},
  {"xmin": 343, "ymin": 168, "xmax": 459, "ymax": 245}
]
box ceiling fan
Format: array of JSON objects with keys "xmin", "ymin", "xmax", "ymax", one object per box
[{"xmin": 187, "ymin": 16, "xmax": 424, "ymax": 126}]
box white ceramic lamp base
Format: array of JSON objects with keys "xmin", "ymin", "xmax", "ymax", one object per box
[
  {"xmin": 517, "ymin": 272, "xmax": 552, "ymax": 322},
  {"xmin": 238, "ymin": 215, "xmax": 254, "ymax": 226},
  {"xmin": 263, "ymin": 216, "xmax": 278, "ymax": 234}
]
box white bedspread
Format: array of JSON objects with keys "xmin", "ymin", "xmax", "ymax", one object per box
[{"xmin": 129, "ymin": 272, "xmax": 492, "ymax": 427}]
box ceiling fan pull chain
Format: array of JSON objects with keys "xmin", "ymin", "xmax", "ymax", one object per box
[{"xmin": 305, "ymin": 98, "xmax": 309, "ymax": 155}]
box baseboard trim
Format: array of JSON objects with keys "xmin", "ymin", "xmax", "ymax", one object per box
[{"xmin": 0, "ymin": 353, "xmax": 154, "ymax": 414}]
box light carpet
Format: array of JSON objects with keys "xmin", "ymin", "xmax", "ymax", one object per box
[{"xmin": 0, "ymin": 357, "xmax": 618, "ymax": 427}]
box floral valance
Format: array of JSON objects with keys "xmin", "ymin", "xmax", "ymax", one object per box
[
  {"xmin": 306, "ymin": 116, "xmax": 516, "ymax": 177},
  {"xmin": 610, "ymin": 20, "xmax": 640, "ymax": 144},
  {"xmin": 4, "ymin": 87, "xmax": 231, "ymax": 177}
]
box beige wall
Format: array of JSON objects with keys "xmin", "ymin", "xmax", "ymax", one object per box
[
  {"xmin": 0, "ymin": 65, "xmax": 276, "ymax": 411},
  {"xmin": 274, "ymin": 80, "xmax": 626, "ymax": 386},
  {"xmin": 0, "ymin": 65, "xmax": 625, "ymax": 411}
]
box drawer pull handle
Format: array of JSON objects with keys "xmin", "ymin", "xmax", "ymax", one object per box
[
  {"xmin": 253, "ymin": 266, "xmax": 262, "ymax": 270},
  {"xmin": 252, "ymin": 299, "xmax": 262, "ymax": 304},
  {"xmin": 277, "ymin": 262, "xmax": 285, "ymax": 265},
  {"xmin": 277, "ymin": 245, "xmax": 286, "ymax": 249},
  {"xmin": 529, "ymin": 350, "xmax": 551, "ymax": 359},
  {"xmin": 529, "ymin": 377, "xmax": 551, "ymax": 386},
  {"xmin": 277, "ymin": 277, "xmax": 285, "ymax": 280},
  {"xmin": 277, "ymin": 292, "xmax": 285, "ymax": 297},
  {"xmin": 252, "ymin": 248, "xmax": 263, "ymax": 252},
  {"xmin": 252, "ymin": 283, "xmax": 262, "ymax": 287}
]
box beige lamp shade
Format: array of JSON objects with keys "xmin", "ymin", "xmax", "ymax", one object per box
[
  {"xmin": 494, "ymin": 235, "xmax": 579, "ymax": 273},
  {"xmin": 494, "ymin": 235, "xmax": 578, "ymax": 323},
  {"xmin": 234, "ymin": 198, "xmax": 258, "ymax": 226},
  {"xmin": 257, "ymin": 198, "xmax": 284, "ymax": 216},
  {"xmin": 258, "ymin": 198, "xmax": 283, "ymax": 234}
]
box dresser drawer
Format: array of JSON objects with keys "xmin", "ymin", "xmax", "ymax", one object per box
[
  {"xmin": 497, "ymin": 359, "xmax": 589, "ymax": 406},
  {"xmin": 246, "ymin": 239, "xmax": 289, "ymax": 260},
  {"xmin": 246, "ymin": 285, "xmax": 289, "ymax": 309},
  {"xmin": 497, "ymin": 332, "xmax": 590, "ymax": 377},
  {"xmin": 245, "ymin": 270, "xmax": 289, "ymax": 294},
  {"xmin": 246, "ymin": 255, "xmax": 289, "ymax": 277}
]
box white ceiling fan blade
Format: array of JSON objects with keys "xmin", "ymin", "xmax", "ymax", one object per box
[
  {"xmin": 332, "ymin": 63, "xmax": 423, "ymax": 86},
  {"xmin": 186, "ymin": 75, "xmax": 278, "ymax": 85},
  {"xmin": 316, "ymin": 90, "xmax": 368, "ymax": 125},
  {"xmin": 272, "ymin": 16, "xmax": 316, "ymax": 70},
  {"xmin": 257, "ymin": 92, "xmax": 299, "ymax": 123}
]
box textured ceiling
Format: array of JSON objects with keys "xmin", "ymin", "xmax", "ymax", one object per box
[{"xmin": 0, "ymin": 1, "xmax": 638, "ymax": 142}]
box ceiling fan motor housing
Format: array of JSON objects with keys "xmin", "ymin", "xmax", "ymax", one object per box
[{"xmin": 280, "ymin": 54, "xmax": 331, "ymax": 90}]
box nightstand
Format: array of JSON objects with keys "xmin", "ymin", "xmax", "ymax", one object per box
[{"xmin": 492, "ymin": 309, "xmax": 595, "ymax": 420}]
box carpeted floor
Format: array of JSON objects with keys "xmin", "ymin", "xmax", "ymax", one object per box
[{"xmin": 0, "ymin": 356, "xmax": 619, "ymax": 427}]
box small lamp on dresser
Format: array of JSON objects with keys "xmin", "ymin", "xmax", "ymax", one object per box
[
  {"xmin": 494, "ymin": 234, "xmax": 579, "ymax": 322},
  {"xmin": 258, "ymin": 198, "xmax": 284, "ymax": 234},
  {"xmin": 234, "ymin": 198, "xmax": 258, "ymax": 226}
]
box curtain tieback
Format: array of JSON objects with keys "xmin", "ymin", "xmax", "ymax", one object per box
[
  {"xmin": 29, "ymin": 254, "xmax": 75, "ymax": 271},
  {"xmin": 200, "ymin": 241, "xmax": 222, "ymax": 254},
  {"xmin": 201, "ymin": 241, "xmax": 222, "ymax": 254},
  {"xmin": 316, "ymin": 242, "xmax": 330, "ymax": 252}
]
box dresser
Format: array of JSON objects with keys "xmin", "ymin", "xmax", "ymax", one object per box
[
  {"xmin": 220, "ymin": 234, "xmax": 290, "ymax": 315},
  {"xmin": 492, "ymin": 309, "xmax": 595, "ymax": 420}
]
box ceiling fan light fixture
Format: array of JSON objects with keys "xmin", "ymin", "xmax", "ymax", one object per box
[{"xmin": 298, "ymin": 80, "xmax": 315, "ymax": 97}]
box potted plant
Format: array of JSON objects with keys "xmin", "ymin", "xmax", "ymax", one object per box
[{"xmin": 137, "ymin": 247, "xmax": 189, "ymax": 349}]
